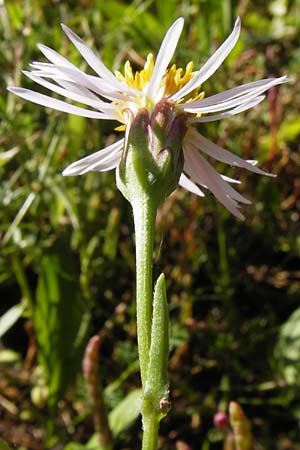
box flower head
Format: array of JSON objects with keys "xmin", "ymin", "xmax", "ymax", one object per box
[{"xmin": 8, "ymin": 17, "xmax": 288, "ymax": 218}]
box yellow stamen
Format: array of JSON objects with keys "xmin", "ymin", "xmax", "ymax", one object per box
[
  {"xmin": 115, "ymin": 53, "xmax": 204, "ymax": 102},
  {"xmin": 115, "ymin": 54, "xmax": 154, "ymax": 92},
  {"xmin": 114, "ymin": 53, "xmax": 205, "ymax": 131},
  {"xmin": 163, "ymin": 61, "xmax": 194, "ymax": 96},
  {"xmin": 115, "ymin": 124, "xmax": 126, "ymax": 131}
]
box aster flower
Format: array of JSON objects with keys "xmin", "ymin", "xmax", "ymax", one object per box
[{"xmin": 8, "ymin": 17, "xmax": 288, "ymax": 219}]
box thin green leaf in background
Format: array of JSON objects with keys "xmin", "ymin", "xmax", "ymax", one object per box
[
  {"xmin": 34, "ymin": 239, "xmax": 90, "ymax": 410},
  {"xmin": 0, "ymin": 148, "xmax": 19, "ymax": 167},
  {"xmin": 63, "ymin": 389, "xmax": 142, "ymax": 450},
  {"xmin": 275, "ymin": 308, "xmax": 300, "ymax": 385},
  {"xmin": 0, "ymin": 301, "xmax": 26, "ymax": 339},
  {"xmin": 108, "ymin": 388, "xmax": 142, "ymax": 437}
]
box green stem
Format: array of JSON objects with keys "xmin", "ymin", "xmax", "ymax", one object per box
[
  {"xmin": 132, "ymin": 195, "xmax": 161, "ymax": 450},
  {"xmin": 132, "ymin": 196, "xmax": 157, "ymax": 387},
  {"xmin": 141, "ymin": 410, "xmax": 159, "ymax": 450}
]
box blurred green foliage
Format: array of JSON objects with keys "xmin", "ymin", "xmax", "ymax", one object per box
[{"xmin": 0, "ymin": 0, "xmax": 300, "ymax": 449}]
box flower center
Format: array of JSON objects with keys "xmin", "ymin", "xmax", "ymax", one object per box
[
  {"xmin": 115, "ymin": 54, "xmax": 155, "ymax": 92},
  {"xmin": 115, "ymin": 53, "xmax": 204, "ymax": 103},
  {"xmin": 114, "ymin": 53, "xmax": 204, "ymax": 130}
]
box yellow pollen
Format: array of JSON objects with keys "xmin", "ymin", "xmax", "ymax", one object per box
[
  {"xmin": 115, "ymin": 53, "xmax": 203, "ymax": 102},
  {"xmin": 115, "ymin": 54, "xmax": 154, "ymax": 92},
  {"xmin": 164, "ymin": 61, "xmax": 194, "ymax": 96},
  {"xmin": 113, "ymin": 54, "xmax": 205, "ymax": 131}
]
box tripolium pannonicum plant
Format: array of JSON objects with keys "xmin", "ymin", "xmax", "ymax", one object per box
[{"xmin": 8, "ymin": 16, "xmax": 289, "ymax": 450}]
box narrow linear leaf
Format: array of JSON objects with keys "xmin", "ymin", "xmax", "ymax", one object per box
[
  {"xmin": 108, "ymin": 388, "xmax": 142, "ymax": 437},
  {"xmin": 145, "ymin": 273, "xmax": 169, "ymax": 402},
  {"xmin": 0, "ymin": 147, "xmax": 20, "ymax": 167},
  {"xmin": 2, "ymin": 192, "xmax": 36, "ymax": 245},
  {"xmin": 2, "ymin": 132, "xmax": 60, "ymax": 245},
  {"xmin": 49, "ymin": 183, "xmax": 80, "ymax": 230},
  {"xmin": 275, "ymin": 307, "xmax": 300, "ymax": 385},
  {"xmin": 34, "ymin": 240, "xmax": 90, "ymax": 408},
  {"xmin": 0, "ymin": 302, "xmax": 26, "ymax": 338}
]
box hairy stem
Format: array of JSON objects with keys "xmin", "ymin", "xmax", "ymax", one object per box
[
  {"xmin": 132, "ymin": 196, "xmax": 163, "ymax": 450},
  {"xmin": 132, "ymin": 196, "xmax": 157, "ymax": 387}
]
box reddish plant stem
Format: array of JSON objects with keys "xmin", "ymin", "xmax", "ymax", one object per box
[{"xmin": 83, "ymin": 335, "xmax": 113, "ymax": 449}]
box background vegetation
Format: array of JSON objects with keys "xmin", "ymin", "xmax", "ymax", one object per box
[{"xmin": 1, "ymin": 0, "xmax": 300, "ymax": 448}]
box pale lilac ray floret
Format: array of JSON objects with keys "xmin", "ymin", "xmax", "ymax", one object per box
[{"xmin": 8, "ymin": 17, "xmax": 289, "ymax": 219}]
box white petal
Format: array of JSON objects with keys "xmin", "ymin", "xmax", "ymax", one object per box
[
  {"xmin": 185, "ymin": 79, "xmax": 276, "ymax": 108},
  {"xmin": 36, "ymin": 44, "xmax": 105, "ymax": 100},
  {"xmin": 184, "ymin": 76, "xmax": 289, "ymax": 113},
  {"xmin": 22, "ymin": 71, "xmax": 116, "ymax": 112},
  {"xmin": 146, "ymin": 17, "xmax": 184, "ymax": 98},
  {"xmin": 61, "ymin": 24, "xmax": 141, "ymax": 96},
  {"xmin": 38, "ymin": 43, "xmax": 82, "ymax": 71},
  {"xmin": 186, "ymin": 145, "xmax": 251, "ymax": 205},
  {"xmin": 186, "ymin": 128, "xmax": 274, "ymax": 177},
  {"xmin": 189, "ymin": 96, "xmax": 265, "ymax": 123},
  {"xmin": 30, "ymin": 62, "xmax": 127, "ymax": 102},
  {"xmin": 221, "ymin": 175, "xmax": 241, "ymax": 184},
  {"xmin": 7, "ymin": 87, "xmax": 117, "ymax": 119},
  {"xmin": 53, "ymin": 78, "xmax": 100, "ymax": 100},
  {"xmin": 183, "ymin": 144, "xmax": 248, "ymax": 219},
  {"xmin": 90, "ymin": 153, "xmax": 122, "ymax": 172},
  {"xmin": 29, "ymin": 66, "xmax": 71, "ymax": 81},
  {"xmin": 179, "ymin": 172, "xmax": 205, "ymax": 196},
  {"xmin": 62, "ymin": 139, "xmax": 124, "ymax": 176},
  {"xmin": 171, "ymin": 17, "xmax": 241, "ymax": 102}
]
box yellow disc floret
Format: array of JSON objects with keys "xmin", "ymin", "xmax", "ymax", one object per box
[
  {"xmin": 114, "ymin": 53, "xmax": 204, "ymax": 129},
  {"xmin": 115, "ymin": 53, "xmax": 203, "ymax": 102},
  {"xmin": 115, "ymin": 54, "xmax": 155, "ymax": 92},
  {"xmin": 163, "ymin": 61, "xmax": 193, "ymax": 96}
]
